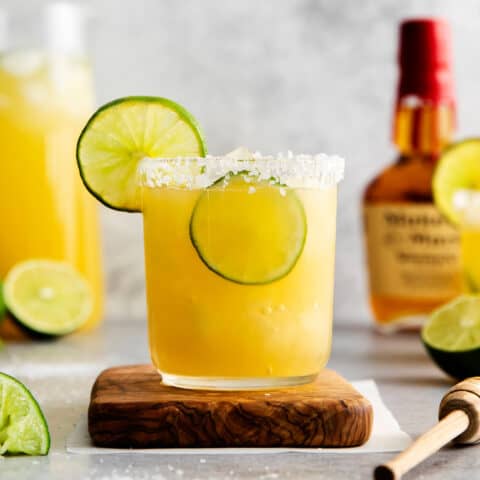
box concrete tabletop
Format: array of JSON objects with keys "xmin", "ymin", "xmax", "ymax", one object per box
[{"xmin": 0, "ymin": 319, "xmax": 473, "ymax": 480}]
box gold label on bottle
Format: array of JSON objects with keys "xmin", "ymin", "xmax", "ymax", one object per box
[{"xmin": 364, "ymin": 204, "xmax": 461, "ymax": 299}]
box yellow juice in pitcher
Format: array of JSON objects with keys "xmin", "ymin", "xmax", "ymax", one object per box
[{"xmin": 0, "ymin": 51, "xmax": 103, "ymax": 331}]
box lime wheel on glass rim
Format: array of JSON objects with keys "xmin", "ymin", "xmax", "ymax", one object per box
[
  {"xmin": 76, "ymin": 96, "xmax": 207, "ymax": 212},
  {"xmin": 0, "ymin": 372, "xmax": 50, "ymax": 455},
  {"xmin": 422, "ymin": 295, "xmax": 480, "ymax": 379},
  {"xmin": 3, "ymin": 259, "xmax": 93, "ymax": 337}
]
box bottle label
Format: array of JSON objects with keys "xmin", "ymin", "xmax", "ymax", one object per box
[{"xmin": 364, "ymin": 204, "xmax": 461, "ymax": 299}]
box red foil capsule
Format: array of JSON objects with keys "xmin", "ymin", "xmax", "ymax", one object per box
[{"xmin": 397, "ymin": 18, "xmax": 455, "ymax": 107}]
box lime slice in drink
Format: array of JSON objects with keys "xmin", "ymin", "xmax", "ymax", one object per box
[
  {"xmin": 0, "ymin": 372, "xmax": 50, "ymax": 455},
  {"xmin": 190, "ymin": 174, "xmax": 307, "ymax": 285},
  {"xmin": 77, "ymin": 96, "xmax": 207, "ymax": 212},
  {"xmin": 422, "ymin": 295, "xmax": 480, "ymax": 379},
  {"xmin": 433, "ymin": 139, "xmax": 480, "ymax": 225},
  {"xmin": 3, "ymin": 260, "xmax": 92, "ymax": 337}
]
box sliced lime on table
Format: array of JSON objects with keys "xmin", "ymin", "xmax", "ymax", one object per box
[
  {"xmin": 190, "ymin": 174, "xmax": 307, "ymax": 285},
  {"xmin": 0, "ymin": 372, "xmax": 50, "ymax": 455},
  {"xmin": 3, "ymin": 260, "xmax": 92, "ymax": 337},
  {"xmin": 77, "ymin": 96, "xmax": 207, "ymax": 212},
  {"xmin": 433, "ymin": 138, "xmax": 480, "ymax": 225},
  {"xmin": 422, "ymin": 295, "xmax": 480, "ymax": 379}
]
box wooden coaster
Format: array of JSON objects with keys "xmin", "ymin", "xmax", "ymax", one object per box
[{"xmin": 88, "ymin": 364, "xmax": 373, "ymax": 448}]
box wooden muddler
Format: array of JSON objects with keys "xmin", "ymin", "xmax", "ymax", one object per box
[{"xmin": 374, "ymin": 377, "xmax": 480, "ymax": 480}]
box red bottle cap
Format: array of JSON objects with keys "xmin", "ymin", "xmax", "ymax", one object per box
[{"xmin": 397, "ymin": 18, "xmax": 455, "ymax": 106}]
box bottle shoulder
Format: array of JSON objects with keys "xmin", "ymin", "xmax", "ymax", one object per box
[{"xmin": 363, "ymin": 154, "xmax": 437, "ymax": 204}]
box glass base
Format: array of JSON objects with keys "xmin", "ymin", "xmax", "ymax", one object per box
[{"xmin": 160, "ymin": 372, "xmax": 317, "ymax": 390}]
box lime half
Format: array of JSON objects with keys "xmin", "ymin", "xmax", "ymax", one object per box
[
  {"xmin": 3, "ymin": 260, "xmax": 92, "ymax": 337},
  {"xmin": 190, "ymin": 174, "xmax": 307, "ymax": 285},
  {"xmin": 433, "ymin": 139, "xmax": 480, "ymax": 225},
  {"xmin": 422, "ymin": 295, "xmax": 480, "ymax": 379},
  {"xmin": 0, "ymin": 372, "xmax": 50, "ymax": 455},
  {"xmin": 77, "ymin": 96, "xmax": 207, "ymax": 212}
]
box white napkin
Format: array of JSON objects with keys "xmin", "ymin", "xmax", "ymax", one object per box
[{"xmin": 67, "ymin": 380, "xmax": 411, "ymax": 454}]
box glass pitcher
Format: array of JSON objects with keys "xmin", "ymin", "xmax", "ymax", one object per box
[{"xmin": 0, "ymin": 3, "xmax": 103, "ymax": 336}]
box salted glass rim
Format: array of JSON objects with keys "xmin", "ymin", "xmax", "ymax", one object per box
[{"xmin": 138, "ymin": 152, "xmax": 345, "ymax": 189}]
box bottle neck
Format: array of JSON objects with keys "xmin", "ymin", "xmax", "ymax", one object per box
[{"xmin": 392, "ymin": 98, "xmax": 455, "ymax": 157}]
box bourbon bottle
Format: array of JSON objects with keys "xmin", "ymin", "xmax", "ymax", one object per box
[{"xmin": 363, "ymin": 18, "xmax": 462, "ymax": 331}]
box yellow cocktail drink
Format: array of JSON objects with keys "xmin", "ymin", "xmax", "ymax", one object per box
[
  {"xmin": 0, "ymin": 51, "xmax": 103, "ymax": 330},
  {"xmin": 140, "ymin": 154, "xmax": 344, "ymax": 389}
]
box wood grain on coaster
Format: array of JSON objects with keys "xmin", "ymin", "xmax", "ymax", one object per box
[{"xmin": 88, "ymin": 364, "xmax": 373, "ymax": 448}]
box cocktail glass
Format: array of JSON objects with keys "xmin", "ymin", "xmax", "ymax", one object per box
[
  {"xmin": 0, "ymin": 4, "xmax": 103, "ymax": 333},
  {"xmin": 453, "ymin": 189, "xmax": 480, "ymax": 293},
  {"xmin": 139, "ymin": 153, "xmax": 344, "ymax": 389}
]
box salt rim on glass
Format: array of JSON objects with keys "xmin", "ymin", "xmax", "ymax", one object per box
[{"xmin": 138, "ymin": 151, "xmax": 345, "ymax": 190}]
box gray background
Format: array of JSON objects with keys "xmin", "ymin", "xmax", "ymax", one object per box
[{"xmin": 5, "ymin": 0, "xmax": 480, "ymax": 323}]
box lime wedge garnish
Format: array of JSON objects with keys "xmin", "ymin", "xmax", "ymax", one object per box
[
  {"xmin": 422, "ymin": 295, "xmax": 480, "ymax": 379},
  {"xmin": 189, "ymin": 173, "xmax": 306, "ymax": 285},
  {"xmin": 0, "ymin": 372, "xmax": 50, "ymax": 455},
  {"xmin": 76, "ymin": 96, "xmax": 207, "ymax": 212},
  {"xmin": 3, "ymin": 260, "xmax": 92, "ymax": 336},
  {"xmin": 433, "ymin": 139, "xmax": 480, "ymax": 225}
]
